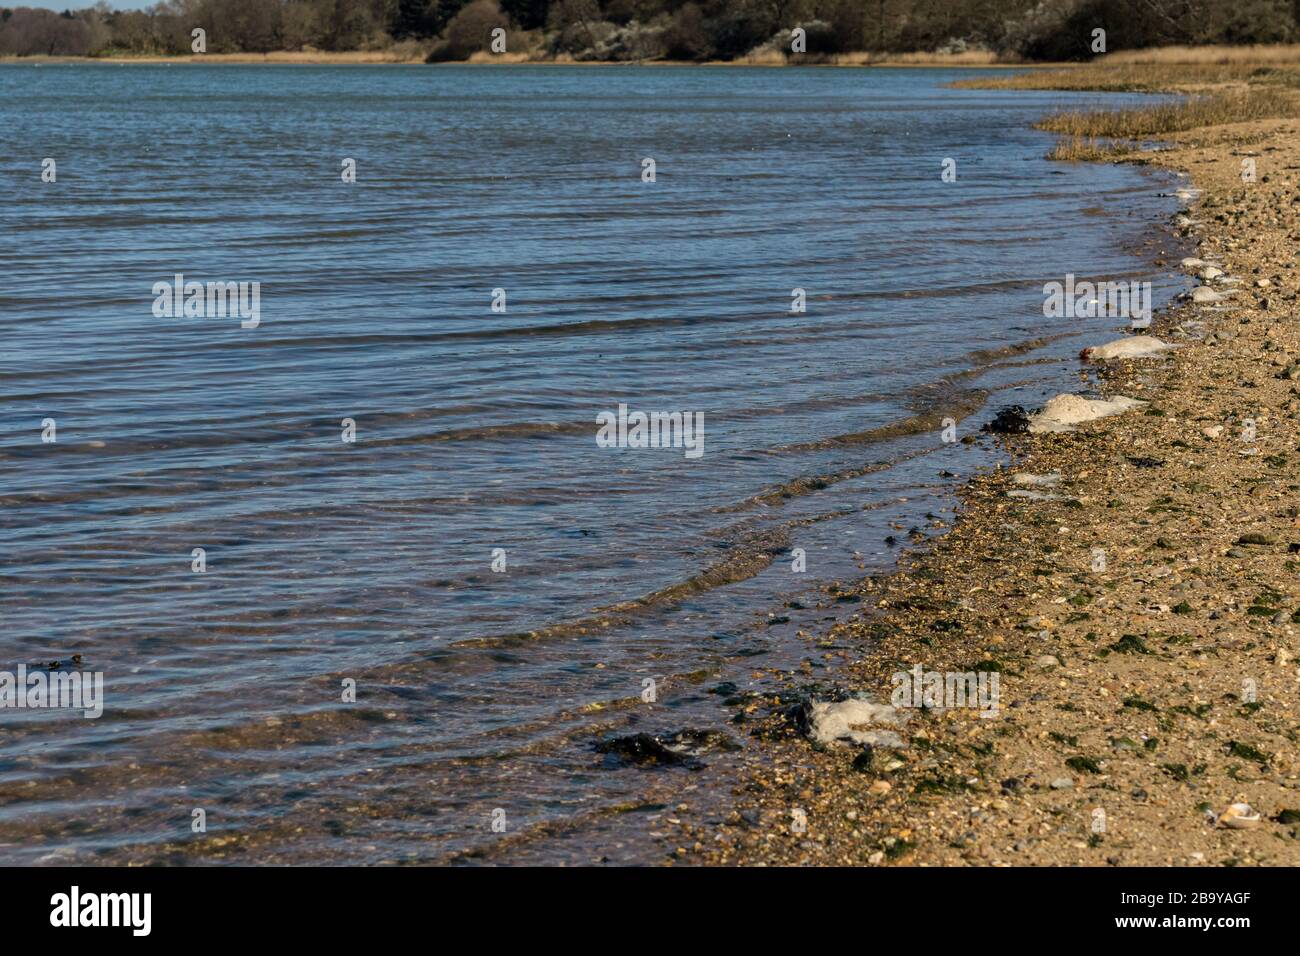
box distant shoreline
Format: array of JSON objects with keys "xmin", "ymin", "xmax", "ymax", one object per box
[
  {"xmin": 0, "ymin": 50, "xmax": 1048, "ymax": 68},
  {"xmin": 11, "ymin": 43, "xmax": 1296, "ymax": 70}
]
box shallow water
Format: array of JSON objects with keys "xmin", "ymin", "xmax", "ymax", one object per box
[{"xmin": 0, "ymin": 64, "xmax": 1186, "ymax": 864}]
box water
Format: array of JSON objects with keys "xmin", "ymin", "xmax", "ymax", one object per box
[{"xmin": 0, "ymin": 64, "xmax": 1185, "ymax": 864}]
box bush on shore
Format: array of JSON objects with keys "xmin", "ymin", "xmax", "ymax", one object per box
[{"xmin": 3, "ymin": 0, "xmax": 1300, "ymax": 62}]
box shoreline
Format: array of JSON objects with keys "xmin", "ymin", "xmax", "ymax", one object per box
[
  {"xmin": 682, "ymin": 86, "xmax": 1300, "ymax": 866},
  {"xmin": 0, "ymin": 51, "xmax": 1041, "ymax": 68}
]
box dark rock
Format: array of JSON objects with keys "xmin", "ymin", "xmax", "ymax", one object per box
[
  {"xmin": 852, "ymin": 745, "xmax": 876, "ymax": 773},
  {"xmin": 595, "ymin": 733, "xmax": 694, "ymax": 767},
  {"xmin": 596, "ymin": 727, "xmax": 738, "ymax": 769},
  {"xmin": 984, "ymin": 405, "xmax": 1031, "ymax": 434},
  {"xmin": 1237, "ymin": 533, "xmax": 1275, "ymax": 546}
]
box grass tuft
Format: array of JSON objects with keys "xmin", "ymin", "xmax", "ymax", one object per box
[
  {"xmin": 1047, "ymin": 136, "xmax": 1137, "ymax": 161},
  {"xmin": 1037, "ymin": 87, "xmax": 1300, "ymax": 139}
]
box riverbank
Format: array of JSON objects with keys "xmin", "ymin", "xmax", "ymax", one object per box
[
  {"xmin": 680, "ymin": 73, "xmax": 1300, "ymax": 866},
  {"xmin": 8, "ymin": 43, "xmax": 1300, "ymax": 71},
  {"xmin": 0, "ymin": 49, "xmax": 1018, "ymax": 67}
]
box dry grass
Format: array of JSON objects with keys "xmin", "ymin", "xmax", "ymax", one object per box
[
  {"xmin": 1037, "ymin": 86, "xmax": 1300, "ymax": 138},
  {"xmin": 954, "ymin": 46, "xmax": 1300, "ymax": 93},
  {"xmin": 1046, "ymin": 137, "xmax": 1139, "ymax": 162},
  {"xmin": 735, "ymin": 48, "xmax": 789, "ymax": 66},
  {"xmin": 870, "ymin": 49, "xmax": 1005, "ymax": 65},
  {"xmin": 731, "ymin": 48, "xmax": 1007, "ymax": 67},
  {"xmin": 959, "ymin": 51, "xmax": 1300, "ymax": 163},
  {"xmin": 952, "ymin": 61, "xmax": 1271, "ymax": 92},
  {"xmin": 1022, "ymin": 67, "xmax": 1300, "ymax": 164},
  {"xmin": 1104, "ymin": 44, "xmax": 1300, "ymax": 65}
]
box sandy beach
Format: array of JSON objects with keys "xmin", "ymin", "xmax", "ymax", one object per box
[{"xmin": 681, "ymin": 78, "xmax": 1300, "ymax": 867}]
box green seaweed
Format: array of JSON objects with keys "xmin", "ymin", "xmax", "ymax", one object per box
[
  {"xmin": 1066, "ymin": 755, "xmax": 1102, "ymax": 775},
  {"xmin": 1109, "ymin": 634, "xmax": 1152, "ymax": 655}
]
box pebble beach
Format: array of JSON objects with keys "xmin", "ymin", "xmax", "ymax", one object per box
[{"xmin": 683, "ymin": 85, "xmax": 1300, "ymax": 867}]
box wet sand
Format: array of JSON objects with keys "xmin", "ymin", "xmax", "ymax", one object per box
[{"xmin": 681, "ymin": 99, "xmax": 1300, "ymax": 866}]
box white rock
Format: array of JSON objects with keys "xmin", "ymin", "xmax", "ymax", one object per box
[
  {"xmin": 1028, "ymin": 394, "xmax": 1145, "ymax": 434},
  {"xmin": 1012, "ymin": 472, "xmax": 1062, "ymax": 487},
  {"xmin": 1190, "ymin": 286, "xmax": 1232, "ymax": 304},
  {"xmin": 1202, "ymin": 425, "xmax": 1224, "ymax": 439},
  {"xmin": 1006, "ymin": 489, "xmax": 1072, "ymax": 502},
  {"xmin": 1080, "ymin": 335, "xmax": 1178, "ymax": 362},
  {"xmin": 808, "ymin": 698, "xmax": 907, "ymax": 749},
  {"xmin": 1199, "ymin": 266, "xmax": 1224, "ymax": 281}
]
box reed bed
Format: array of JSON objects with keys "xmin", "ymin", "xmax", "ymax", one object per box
[{"xmin": 1037, "ymin": 86, "xmax": 1300, "ymax": 138}]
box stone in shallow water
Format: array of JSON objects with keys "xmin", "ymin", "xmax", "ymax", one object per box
[
  {"xmin": 1027, "ymin": 394, "xmax": 1145, "ymax": 434},
  {"xmin": 983, "ymin": 405, "xmax": 1031, "ymax": 434},
  {"xmin": 1189, "ymin": 286, "xmax": 1232, "ymax": 304},
  {"xmin": 594, "ymin": 727, "xmax": 738, "ymax": 768},
  {"xmin": 1079, "ymin": 335, "xmax": 1177, "ymax": 362}
]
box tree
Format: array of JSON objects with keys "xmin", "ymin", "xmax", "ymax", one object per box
[
  {"xmin": 663, "ymin": 1, "xmax": 709, "ymax": 58},
  {"xmin": 548, "ymin": 0, "xmax": 603, "ymax": 51},
  {"xmin": 325, "ymin": 0, "xmax": 380, "ymax": 49},
  {"xmin": 280, "ymin": 1, "xmax": 328, "ymax": 48},
  {"xmin": 443, "ymin": 0, "xmax": 509, "ymax": 57},
  {"xmin": 393, "ymin": 0, "xmax": 438, "ymax": 36},
  {"xmin": 501, "ymin": 0, "xmax": 549, "ymax": 29}
]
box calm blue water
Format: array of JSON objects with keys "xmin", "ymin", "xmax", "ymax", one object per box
[{"xmin": 0, "ymin": 64, "xmax": 1185, "ymax": 864}]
